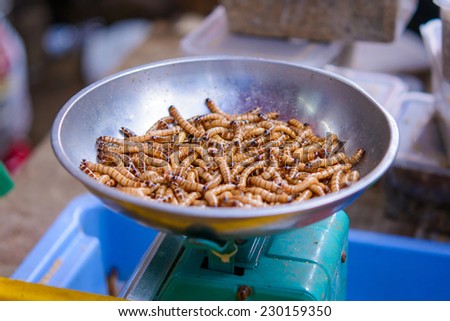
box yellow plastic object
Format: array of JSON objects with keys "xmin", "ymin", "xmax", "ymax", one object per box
[{"xmin": 0, "ymin": 277, "xmax": 124, "ymax": 301}]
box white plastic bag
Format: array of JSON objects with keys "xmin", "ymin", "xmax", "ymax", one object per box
[{"xmin": 0, "ymin": 13, "xmax": 32, "ymax": 158}]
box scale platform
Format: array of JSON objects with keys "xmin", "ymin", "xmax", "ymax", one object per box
[
  {"xmin": 12, "ymin": 194, "xmax": 450, "ymax": 300},
  {"xmin": 122, "ymin": 211, "xmax": 348, "ymax": 301}
]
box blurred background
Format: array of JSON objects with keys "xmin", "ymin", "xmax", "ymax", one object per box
[
  {"xmin": 8, "ymin": 0, "xmax": 220, "ymax": 151},
  {"xmin": 2, "ymin": 0, "xmax": 440, "ymax": 159},
  {"xmin": 1, "ymin": 0, "xmax": 450, "ymax": 296}
]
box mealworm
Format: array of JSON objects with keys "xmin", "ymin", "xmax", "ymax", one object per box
[
  {"xmin": 173, "ymin": 185, "xmax": 187, "ymax": 203},
  {"xmin": 221, "ymin": 131, "xmax": 234, "ymax": 140},
  {"xmin": 192, "ymin": 199, "xmax": 207, "ymax": 207},
  {"xmin": 180, "ymin": 192, "xmax": 202, "ymax": 206},
  {"xmin": 218, "ymin": 191, "xmax": 233, "ymax": 201},
  {"xmin": 196, "ymin": 166, "xmax": 215, "ymax": 182},
  {"xmin": 348, "ymin": 148, "xmax": 365, "ymax": 165},
  {"xmin": 287, "ymin": 118, "xmax": 306, "ymax": 131},
  {"xmin": 295, "ymin": 126, "xmax": 313, "ymax": 143},
  {"xmin": 96, "ymin": 136, "xmax": 125, "ymax": 146},
  {"xmin": 169, "ymin": 105, "xmax": 203, "ymax": 138},
  {"xmin": 140, "ymin": 170, "xmax": 166, "ymax": 184},
  {"xmin": 310, "ymin": 164, "xmax": 352, "ymax": 181},
  {"xmin": 115, "ymin": 166, "xmax": 140, "ymax": 182},
  {"xmin": 281, "ymin": 177, "xmax": 319, "ymax": 194},
  {"xmin": 306, "ymin": 152, "xmax": 347, "ymax": 168},
  {"xmin": 120, "ymin": 127, "xmax": 136, "ymax": 138},
  {"xmin": 204, "ymin": 184, "xmax": 236, "ymax": 207},
  {"xmin": 284, "ymin": 141, "xmax": 301, "ymax": 152},
  {"xmin": 148, "ymin": 135, "xmax": 173, "ymax": 143},
  {"xmin": 260, "ymin": 167, "xmax": 283, "ymax": 184},
  {"xmin": 166, "ymin": 172, "xmax": 205, "ymax": 192},
  {"xmin": 291, "ymin": 171, "xmax": 311, "ymax": 182},
  {"xmin": 231, "ymin": 194, "xmax": 266, "ymax": 207},
  {"xmin": 262, "ymin": 111, "xmax": 279, "ymax": 120},
  {"xmin": 309, "ymin": 184, "xmax": 326, "ymax": 196},
  {"xmin": 114, "ymin": 143, "xmax": 167, "ymax": 160},
  {"xmin": 147, "ymin": 116, "xmax": 174, "ymax": 132},
  {"xmin": 232, "ymin": 147, "xmax": 266, "ymax": 163},
  {"xmin": 259, "ymin": 120, "xmax": 275, "ymax": 130},
  {"xmin": 97, "ymin": 151, "xmax": 123, "ymax": 166},
  {"xmin": 231, "ymin": 125, "xmax": 244, "ymax": 146},
  {"xmin": 232, "ymin": 113, "xmax": 261, "ymax": 122},
  {"xmin": 140, "ymin": 152, "xmax": 170, "ymax": 168},
  {"xmin": 295, "ymin": 189, "xmax": 313, "ymax": 202},
  {"xmin": 272, "ymin": 125, "xmax": 297, "ymax": 139},
  {"xmin": 154, "ymin": 185, "xmax": 167, "ymax": 200},
  {"xmin": 175, "ymin": 152, "xmax": 198, "ymax": 177},
  {"xmin": 176, "ymin": 131, "xmax": 187, "ymax": 144},
  {"xmin": 205, "ymin": 98, "xmax": 227, "ymax": 117},
  {"xmin": 117, "ymin": 187, "xmax": 159, "ymax": 197},
  {"xmin": 237, "ymin": 161, "xmax": 266, "ymax": 190},
  {"xmin": 97, "ymin": 174, "xmax": 116, "ymax": 187},
  {"xmin": 203, "ymin": 173, "xmax": 223, "ymax": 191},
  {"xmin": 279, "ymin": 154, "xmax": 296, "ymax": 166},
  {"xmin": 326, "ymin": 142, "xmax": 340, "ymax": 157},
  {"xmin": 166, "ymin": 187, "xmax": 178, "ymax": 204},
  {"xmin": 193, "ymin": 158, "xmax": 212, "ymax": 171},
  {"xmin": 80, "ymin": 162, "xmax": 98, "ymax": 179},
  {"xmin": 204, "ymin": 119, "xmax": 233, "ymax": 129},
  {"xmin": 204, "ymin": 126, "xmax": 228, "ymax": 139},
  {"xmin": 116, "ymin": 187, "xmax": 147, "ymax": 197},
  {"xmin": 231, "ymin": 107, "xmax": 263, "ymax": 121},
  {"xmin": 245, "ymin": 187, "xmax": 292, "ymax": 204},
  {"xmin": 169, "ymin": 147, "xmax": 192, "ymax": 167},
  {"xmin": 292, "ymin": 144, "xmax": 323, "ymax": 163},
  {"xmin": 269, "ymin": 135, "xmax": 290, "ymax": 150},
  {"xmin": 186, "ymin": 169, "xmax": 197, "ymax": 182},
  {"xmin": 195, "ymin": 113, "xmax": 227, "ymax": 123},
  {"xmin": 247, "ymin": 176, "xmax": 281, "ymax": 193},
  {"xmin": 83, "ymin": 161, "xmax": 154, "ymax": 188},
  {"xmin": 216, "ymin": 157, "xmax": 232, "ymax": 184},
  {"xmin": 245, "ymin": 135, "xmax": 268, "ymax": 149},
  {"xmin": 330, "ymin": 170, "xmax": 345, "ymax": 193},
  {"xmin": 243, "ymin": 127, "xmax": 266, "ymax": 139},
  {"xmin": 342, "ymin": 170, "xmax": 360, "ymax": 187},
  {"xmin": 286, "ymin": 165, "xmax": 300, "ymax": 182}
]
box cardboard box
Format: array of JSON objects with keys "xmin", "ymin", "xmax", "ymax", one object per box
[{"xmin": 222, "ymin": 0, "xmax": 417, "ymax": 42}]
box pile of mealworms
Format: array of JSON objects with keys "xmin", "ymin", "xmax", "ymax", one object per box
[{"xmin": 80, "ymin": 98, "xmax": 365, "ymax": 207}]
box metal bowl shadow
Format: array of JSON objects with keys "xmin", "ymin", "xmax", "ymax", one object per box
[{"xmin": 51, "ymin": 56, "xmax": 398, "ymax": 240}]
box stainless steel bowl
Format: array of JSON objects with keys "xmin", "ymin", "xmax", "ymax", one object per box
[{"xmin": 51, "ymin": 56, "xmax": 399, "ymax": 240}]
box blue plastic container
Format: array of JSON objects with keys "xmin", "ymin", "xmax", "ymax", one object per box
[
  {"xmin": 12, "ymin": 194, "xmax": 450, "ymax": 300},
  {"xmin": 11, "ymin": 194, "xmax": 158, "ymax": 295},
  {"xmin": 347, "ymin": 229, "xmax": 450, "ymax": 300}
]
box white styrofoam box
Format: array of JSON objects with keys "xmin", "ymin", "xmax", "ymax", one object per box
[
  {"xmin": 420, "ymin": 19, "xmax": 450, "ymax": 165},
  {"xmin": 324, "ymin": 65, "xmax": 408, "ymax": 114}
]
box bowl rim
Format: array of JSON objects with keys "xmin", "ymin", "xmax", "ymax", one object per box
[{"xmin": 51, "ymin": 55, "xmax": 399, "ymax": 219}]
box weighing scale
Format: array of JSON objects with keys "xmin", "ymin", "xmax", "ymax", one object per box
[
  {"xmin": 48, "ymin": 57, "xmax": 399, "ymax": 301},
  {"xmin": 121, "ymin": 211, "xmax": 348, "ymax": 301}
]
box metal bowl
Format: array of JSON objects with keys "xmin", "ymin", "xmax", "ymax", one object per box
[{"xmin": 51, "ymin": 56, "xmax": 398, "ymax": 240}]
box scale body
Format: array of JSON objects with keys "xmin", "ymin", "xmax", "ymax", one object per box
[
  {"xmin": 49, "ymin": 57, "xmax": 399, "ymax": 300},
  {"xmin": 122, "ymin": 211, "xmax": 349, "ymax": 301}
]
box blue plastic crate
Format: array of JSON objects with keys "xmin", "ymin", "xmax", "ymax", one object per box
[
  {"xmin": 347, "ymin": 229, "xmax": 450, "ymax": 300},
  {"xmin": 12, "ymin": 194, "xmax": 450, "ymax": 300},
  {"xmin": 11, "ymin": 194, "xmax": 158, "ymax": 295}
]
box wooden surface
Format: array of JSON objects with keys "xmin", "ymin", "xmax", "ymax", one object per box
[{"xmin": 0, "ymin": 135, "xmax": 86, "ymax": 277}]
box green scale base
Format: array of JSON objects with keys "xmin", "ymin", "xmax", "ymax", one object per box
[{"xmin": 157, "ymin": 211, "xmax": 349, "ymax": 301}]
